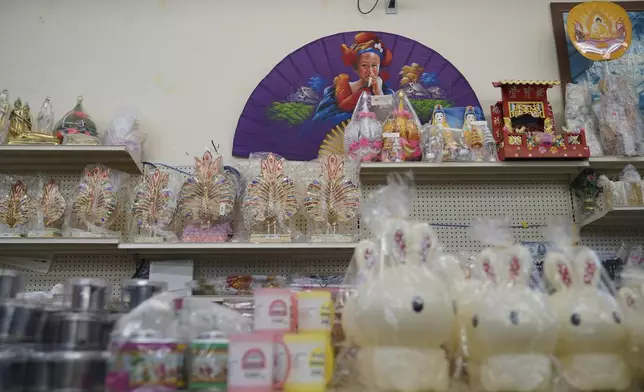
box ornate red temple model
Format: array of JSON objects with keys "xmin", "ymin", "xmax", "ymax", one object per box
[{"xmin": 490, "ymin": 80, "xmax": 590, "ymax": 160}]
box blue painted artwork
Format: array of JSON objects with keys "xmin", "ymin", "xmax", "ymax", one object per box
[{"xmin": 563, "ymin": 11, "xmax": 644, "ymax": 114}]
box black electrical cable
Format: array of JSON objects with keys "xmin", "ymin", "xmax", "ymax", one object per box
[{"xmin": 357, "ymin": 0, "xmax": 379, "ymax": 14}]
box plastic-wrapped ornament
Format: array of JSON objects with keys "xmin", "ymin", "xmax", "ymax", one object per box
[
  {"xmin": 381, "ymin": 90, "xmax": 422, "ymax": 162},
  {"xmin": 54, "ymin": 96, "xmax": 100, "ymax": 145},
  {"xmin": 343, "ymin": 92, "xmax": 383, "ymax": 162},
  {"xmin": 0, "ymin": 90, "xmax": 9, "ymax": 144},
  {"xmin": 420, "ymin": 124, "xmax": 443, "ymax": 163}
]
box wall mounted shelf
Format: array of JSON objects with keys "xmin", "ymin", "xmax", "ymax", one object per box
[
  {"xmin": 360, "ymin": 161, "xmax": 589, "ymax": 183},
  {"xmin": 588, "ymin": 156, "xmax": 644, "ymax": 173},
  {"xmin": 0, "ymin": 145, "xmax": 142, "ymax": 173},
  {"xmin": 580, "ymin": 206, "xmax": 644, "ymax": 228}
]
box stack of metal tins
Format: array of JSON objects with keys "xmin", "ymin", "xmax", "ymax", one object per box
[
  {"xmin": 24, "ymin": 278, "xmax": 115, "ymax": 392},
  {"xmin": 0, "ymin": 269, "xmax": 44, "ymax": 392}
]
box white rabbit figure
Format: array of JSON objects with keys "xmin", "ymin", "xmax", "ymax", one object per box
[
  {"xmin": 617, "ymin": 276, "xmax": 644, "ymax": 380},
  {"xmin": 545, "ymin": 249, "xmax": 631, "ymax": 391},
  {"xmin": 466, "ymin": 244, "xmax": 557, "ymax": 392},
  {"xmin": 342, "ymin": 221, "xmax": 455, "ymax": 392}
]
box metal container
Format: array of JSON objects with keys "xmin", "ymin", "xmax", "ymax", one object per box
[
  {"xmin": 0, "ymin": 269, "xmax": 23, "ymax": 301},
  {"xmin": 23, "ymin": 351, "xmax": 48, "ymax": 392},
  {"xmin": 65, "ymin": 278, "xmax": 110, "ymax": 312},
  {"xmin": 48, "ymin": 351, "xmax": 106, "ymax": 392},
  {"xmin": 100, "ymin": 312, "xmax": 121, "ymax": 350},
  {"xmin": 121, "ymin": 279, "xmax": 168, "ymax": 311},
  {"xmin": 44, "ymin": 311, "xmax": 104, "ymax": 351},
  {"xmin": 188, "ymin": 331, "xmax": 228, "ymax": 391},
  {"xmin": 0, "ymin": 299, "xmax": 45, "ymax": 343},
  {"xmin": 0, "ymin": 349, "xmax": 24, "ymax": 392}
]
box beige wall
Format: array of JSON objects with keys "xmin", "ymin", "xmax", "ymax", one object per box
[{"xmin": 0, "ymin": 0, "xmax": 571, "ymax": 162}]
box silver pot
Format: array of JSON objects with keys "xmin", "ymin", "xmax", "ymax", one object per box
[
  {"xmin": 121, "ymin": 279, "xmax": 167, "ymax": 311},
  {"xmin": 0, "ymin": 299, "xmax": 45, "ymax": 343},
  {"xmin": 65, "ymin": 278, "xmax": 110, "ymax": 312},
  {"xmin": 0, "ymin": 349, "xmax": 24, "ymax": 392},
  {"xmin": 0, "ymin": 270, "xmax": 23, "ymax": 301},
  {"xmin": 26, "ymin": 351, "xmax": 108, "ymax": 392},
  {"xmin": 44, "ymin": 311, "xmax": 105, "ymax": 351}
]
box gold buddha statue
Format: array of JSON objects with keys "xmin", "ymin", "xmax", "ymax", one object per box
[{"xmin": 8, "ymin": 98, "xmax": 59, "ymax": 145}]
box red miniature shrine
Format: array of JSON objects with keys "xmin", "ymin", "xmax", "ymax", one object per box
[{"xmin": 490, "ymin": 80, "xmax": 590, "ymax": 160}]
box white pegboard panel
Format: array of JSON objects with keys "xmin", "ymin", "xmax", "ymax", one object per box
[
  {"xmin": 5, "ymin": 167, "xmax": 644, "ymax": 299},
  {"xmin": 2, "ymin": 254, "xmax": 137, "ymax": 299}
]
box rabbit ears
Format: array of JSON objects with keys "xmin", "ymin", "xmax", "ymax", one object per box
[
  {"xmin": 475, "ymin": 244, "xmax": 532, "ymax": 285},
  {"xmin": 383, "ymin": 220, "xmax": 439, "ymax": 265},
  {"xmin": 353, "ymin": 239, "xmax": 379, "ymax": 282},
  {"xmin": 544, "ymin": 248, "xmax": 601, "ymax": 290}
]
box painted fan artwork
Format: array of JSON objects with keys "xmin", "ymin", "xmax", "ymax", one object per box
[
  {"xmin": 179, "ymin": 151, "xmax": 235, "ymax": 227},
  {"xmin": 233, "ymin": 31, "xmax": 482, "ymax": 160},
  {"xmin": 243, "ymin": 153, "xmax": 299, "ymax": 240},
  {"xmin": 0, "ymin": 181, "xmax": 32, "ymax": 229},
  {"xmin": 132, "ymin": 169, "xmax": 174, "ymax": 238},
  {"xmin": 305, "ymin": 154, "xmax": 360, "ymax": 241},
  {"xmin": 41, "ymin": 179, "xmax": 65, "ymax": 227},
  {"xmin": 71, "ymin": 166, "xmax": 119, "ymax": 230}
]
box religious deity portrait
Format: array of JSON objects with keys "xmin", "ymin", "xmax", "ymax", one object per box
[{"xmin": 313, "ymin": 32, "xmax": 395, "ymax": 121}]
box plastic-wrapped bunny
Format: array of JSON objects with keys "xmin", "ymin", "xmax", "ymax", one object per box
[
  {"xmin": 617, "ymin": 264, "xmax": 644, "ymax": 381},
  {"xmin": 342, "ymin": 221, "xmax": 455, "ymax": 392},
  {"xmin": 545, "ymin": 248, "xmax": 631, "ymax": 391},
  {"xmin": 466, "ymin": 245, "xmax": 557, "ymax": 391},
  {"xmin": 344, "ymin": 92, "xmax": 383, "ymax": 162}
]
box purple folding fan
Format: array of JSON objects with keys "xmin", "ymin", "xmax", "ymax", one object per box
[{"xmin": 232, "ymin": 31, "xmax": 481, "ymax": 161}]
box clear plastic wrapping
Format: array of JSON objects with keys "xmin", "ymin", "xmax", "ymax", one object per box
[
  {"xmin": 470, "ymin": 121, "xmax": 497, "ymax": 162},
  {"xmin": 28, "ymin": 176, "xmax": 66, "ymax": 237},
  {"xmin": 380, "ymin": 91, "xmax": 422, "ymax": 162},
  {"xmin": 55, "ymin": 96, "xmax": 101, "ymax": 145},
  {"xmin": 595, "ymin": 71, "xmax": 644, "ymax": 156},
  {"xmin": 467, "ymin": 218, "xmax": 557, "ymax": 391},
  {"xmin": 103, "ymin": 107, "xmax": 144, "ymax": 163},
  {"xmin": 343, "ymin": 92, "xmax": 383, "ymax": 162},
  {"xmin": 565, "ymin": 83, "xmax": 603, "ymax": 156},
  {"xmin": 64, "ymin": 164, "xmax": 129, "ymax": 237},
  {"xmin": 335, "ymin": 175, "xmax": 454, "ymax": 392},
  {"xmin": 128, "ymin": 166, "xmax": 182, "ymax": 243},
  {"xmin": 107, "ymin": 292, "xmax": 252, "ymax": 392},
  {"xmin": 619, "ymin": 164, "xmax": 643, "ymax": 206},
  {"xmin": 304, "ymin": 154, "xmax": 360, "ymax": 243},
  {"xmin": 543, "ymin": 219, "xmax": 631, "ymax": 391},
  {"xmin": 420, "ymin": 124, "xmax": 443, "ymax": 163},
  {"xmin": 242, "ymin": 152, "xmax": 299, "ymax": 243},
  {"xmin": 598, "ymin": 174, "xmax": 628, "ymax": 209},
  {"xmin": 0, "ymin": 174, "xmax": 37, "ymax": 237},
  {"xmin": 617, "ymin": 260, "xmax": 644, "ymax": 381},
  {"xmin": 0, "ymin": 90, "xmax": 9, "ymax": 145},
  {"xmin": 179, "ymin": 150, "xmax": 235, "ymax": 242}
]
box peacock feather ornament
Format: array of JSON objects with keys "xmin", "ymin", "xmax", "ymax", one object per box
[
  {"xmin": 41, "ymin": 179, "xmax": 65, "ymax": 227},
  {"xmin": 132, "ymin": 169, "xmax": 174, "ymax": 236},
  {"xmin": 243, "ymin": 153, "xmax": 299, "ymax": 235},
  {"xmin": 304, "ymin": 154, "xmax": 360, "ymax": 235},
  {"xmin": 71, "ymin": 166, "xmax": 119, "ymax": 230},
  {"xmin": 0, "ymin": 181, "xmax": 33, "ymax": 229},
  {"xmin": 179, "ymin": 151, "xmax": 235, "ymax": 227}
]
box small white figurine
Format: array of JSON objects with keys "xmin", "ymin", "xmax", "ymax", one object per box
[
  {"xmin": 467, "ymin": 245, "xmax": 557, "ymax": 391},
  {"xmin": 545, "ymin": 248, "xmax": 631, "ymax": 391},
  {"xmin": 342, "ymin": 222, "xmax": 453, "ymax": 392}
]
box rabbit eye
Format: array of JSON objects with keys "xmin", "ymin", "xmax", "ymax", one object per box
[
  {"xmin": 570, "ymin": 313, "xmax": 581, "ymax": 326},
  {"xmin": 613, "ymin": 311, "xmax": 621, "ymax": 324},
  {"xmin": 472, "ymin": 314, "xmax": 479, "ymax": 328},
  {"xmin": 412, "ymin": 296, "xmax": 424, "ymax": 313},
  {"xmin": 509, "ymin": 310, "xmax": 519, "ymax": 325}
]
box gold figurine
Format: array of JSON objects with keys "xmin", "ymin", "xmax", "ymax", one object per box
[
  {"xmin": 0, "ymin": 181, "xmax": 33, "ymax": 233},
  {"xmin": 7, "ymin": 98, "xmax": 59, "ymax": 145}
]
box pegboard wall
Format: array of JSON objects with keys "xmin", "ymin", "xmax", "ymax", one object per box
[{"xmin": 3, "ymin": 165, "xmax": 644, "ymax": 299}]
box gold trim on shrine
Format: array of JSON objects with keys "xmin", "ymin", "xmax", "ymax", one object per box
[
  {"xmin": 509, "ymin": 102, "xmax": 545, "ymax": 118},
  {"xmin": 493, "ymin": 80, "xmax": 561, "ymax": 87}
]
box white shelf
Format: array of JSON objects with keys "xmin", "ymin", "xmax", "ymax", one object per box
[
  {"xmin": 0, "ymin": 145, "xmax": 142, "ymax": 173},
  {"xmin": 580, "ymin": 206, "xmax": 644, "ymax": 228},
  {"xmin": 0, "ymin": 238, "xmax": 120, "ymax": 255},
  {"xmin": 119, "ymin": 242, "xmax": 356, "ymax": 260},
  {"xmin": 588, "ymin": 156, "xmax": 644, "ymax": 173},
  {"xmin": 360, "ymin": 161, "xmax": 589, "ymax": 183}
]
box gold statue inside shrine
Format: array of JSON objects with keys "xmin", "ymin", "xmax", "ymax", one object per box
[{"xmin": 7, "ymin": 98, "xmax": 59, "ymax": 145}]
